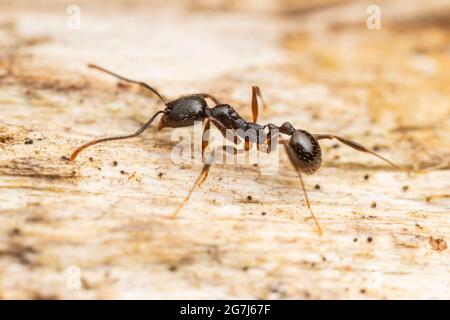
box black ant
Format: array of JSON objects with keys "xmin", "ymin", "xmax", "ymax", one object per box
[{"xmin": 69, "ymin": 64, "xmax": 404, "ymax": 235}]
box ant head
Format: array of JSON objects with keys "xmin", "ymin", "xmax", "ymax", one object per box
[
  {"xmin": 287, "ymin": 129, "xmax": 322, "ymax": 175},
  {"xmin": 159, "ymin": 95, "xmax": 208, "ymax": 129}
]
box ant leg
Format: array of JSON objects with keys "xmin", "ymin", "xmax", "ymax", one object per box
[
  {"xmin": 251, "ymin": 86, "xmax": 267, "ymax": 123},
  {"xmin": 69, "ymin": 110, "xmax": 164, "ymax": 161},
  {"xmin": 88, "ymin": 64, "xmax": 168, "ymax": 105},
  {"xmin": 314, "ymin": 134, "xmax": 404, "ymax": 171},
  {"xmin": 262, "ymin": 123, "xmax": 281, "ymax": 153},
  {"xmin": 197, "ymin": 93, "xmax": 221, "ymax": 105},
  {"xmin": 282, "ymin": 140, "xmax": 323, "ymax": 235},
  {"xmin": 244, "ymin": 139, "xmax": 252, "ymax": 151},
  {"xmin": 225, "ymin": 141, "xmax": 271, "ymax": 155},
  {"xmin": 171, "ymin": 120, "xmax": 214, "ymax": 218},
  {"xmin": 221, "ymin": 145, "xmax": 246, "ymax": 155},
  {"xmin": 171, "ymin": 163, "xmax": 211, "ymax": 218},
  {"xmin": 211, "ymin": 119, "xmax": 242, "ymax": 146},
  {"xmin": 202, "ymin": 120, "xmax": 211, "ymax": 159}
]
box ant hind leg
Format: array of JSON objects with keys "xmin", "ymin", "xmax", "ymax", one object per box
[{"xmin": 314, "ymin": 134, "xmax": 405, "ymax": 171}]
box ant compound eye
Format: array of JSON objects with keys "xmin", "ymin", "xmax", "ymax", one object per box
[{"xmin": 289, "ymin": 130, "xmax": 322, "ymax": 175}]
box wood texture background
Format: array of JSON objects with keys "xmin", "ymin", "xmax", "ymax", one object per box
[{"xmin": 0, "ymin": 0, "xmax": 449, "ymax": 299}]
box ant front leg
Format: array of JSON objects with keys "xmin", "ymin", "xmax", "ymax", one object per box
[
  {"xmin": 313, "ymin": 134, "xmax": 404, "ymax": 171},
  {"xmin": 251, "ymin": 86, "xmax": 267, "ymax": 123},
  {"xmin": 171, "ymin": 120, "xmax": 214, "ymax": 218},
  {"xmin": 282, "ymin": 140, "xmax": 323, "ymax": 235}
]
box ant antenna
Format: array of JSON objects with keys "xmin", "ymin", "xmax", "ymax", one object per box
[{"xmin": 88, "ymin": 64, "xmax": 168, "ymax": 105}]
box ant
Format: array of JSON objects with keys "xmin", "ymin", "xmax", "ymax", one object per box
[{"xmin": 69, "ymin": 64, "xmax": 404, "ymax": 235}]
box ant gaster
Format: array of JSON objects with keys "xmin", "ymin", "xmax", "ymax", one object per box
[{"xmin": 69, "ymin": 64, "xmax": 404, "ymax": 235}]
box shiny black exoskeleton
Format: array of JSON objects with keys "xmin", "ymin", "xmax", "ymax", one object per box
[
  {"xmin": 209, "ymin": 104, "xmax": 264, "ymax": 143},
  {"xmin": 159, "ymin": 96, "xmax": 266, "ymax": 144},
  {"xmin": 286, "ymin": 130, "xmax": 322, "ymax": 174},
  {"xmin": 158, "ymin": 95, "xmax": 208, "ymax": 129},
  {"xmin": 265, "ymin": 122, "xmax": 322, "ymax": 174},
  {"xmin": 158, "ymin": 95, "xmax": 322, "ymax": 174}
]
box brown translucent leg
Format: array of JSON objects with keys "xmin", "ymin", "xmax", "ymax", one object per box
[
  {"xmin": 69, "ymin": 110, "xmax": 164, "ymax": 161},
  {"xmin": 262, "ymin": 131, "xmax": 275, "ymax": 154},
  {"xmin": 88, "ymin": 64, "xmax": 168, "ymax": 104},
  {"xmin": 244, "ymin": 140, "xmax": 252, "ymax": 151},
  {"xmin": 202, "ymin": 120, "xmax": 211, "ymax": 159},
  {"xmin": 221, "ymin": 145, "xmax": 246, "ymax": 155},
  {"xmin": 314, "ymin": 134, "xmax": 404, "ymax": 171},
  {"xmin": 197, "ymin": 93, "xmax": 221, "ymax": 105},
  {"xmin": 258, "ymin": 128, "xmax": 277, "ymax": 153},
  {"xmin": 282, "ymin": 141, "xmax": 323, "ymax": 235},
  {"xmin": 256, "ymin": 142, "xmax": 264, "ymax": 152},
  {"xmin": 251, "ymin": 86, "xmax": 267, "ymax": 123},
  {"xmin": 210, "ymin": 119, "xmax": 241, "ymax": 145},
  {"xmin": 171, "ymin": 120, "xmax": 213, "ymax": 218},
  {"xmin": 171, "ymin": 163, "xmax": 211, "ymax": 218}
]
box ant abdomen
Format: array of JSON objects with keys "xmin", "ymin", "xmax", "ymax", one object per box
[{"xmin": 287, "ymin": 130, "xmax": 322, "ymax": 175}]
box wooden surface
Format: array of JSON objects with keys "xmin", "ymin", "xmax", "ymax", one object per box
[{"xmin": 0, "ymin": 0, "xmax": 449, "ymax": 299}]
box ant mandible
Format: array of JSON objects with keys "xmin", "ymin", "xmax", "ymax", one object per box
[{"xmin": 69, "ymin": 64, "xmax": 404, "ymax": 235}]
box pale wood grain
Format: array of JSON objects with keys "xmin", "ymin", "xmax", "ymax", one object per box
[{"xmin": 0, "ymin": 0, "xmax": 449, "ymax": 299}]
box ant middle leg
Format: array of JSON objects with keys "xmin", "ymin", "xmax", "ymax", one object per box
[
  {"xmin": 170, "ymin": 162, "xmax": 211, "ymax": 218},
  {"xmin": 171, "ymin": 120, "xmax": 214, "ymax": 218},
  {"xmin": 173, "ymin": 127, "xmax": 266, "ymax": 219},
  {"xmin": 313, "ymin": 134, "xmax": 404, "ymax": 171}
]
